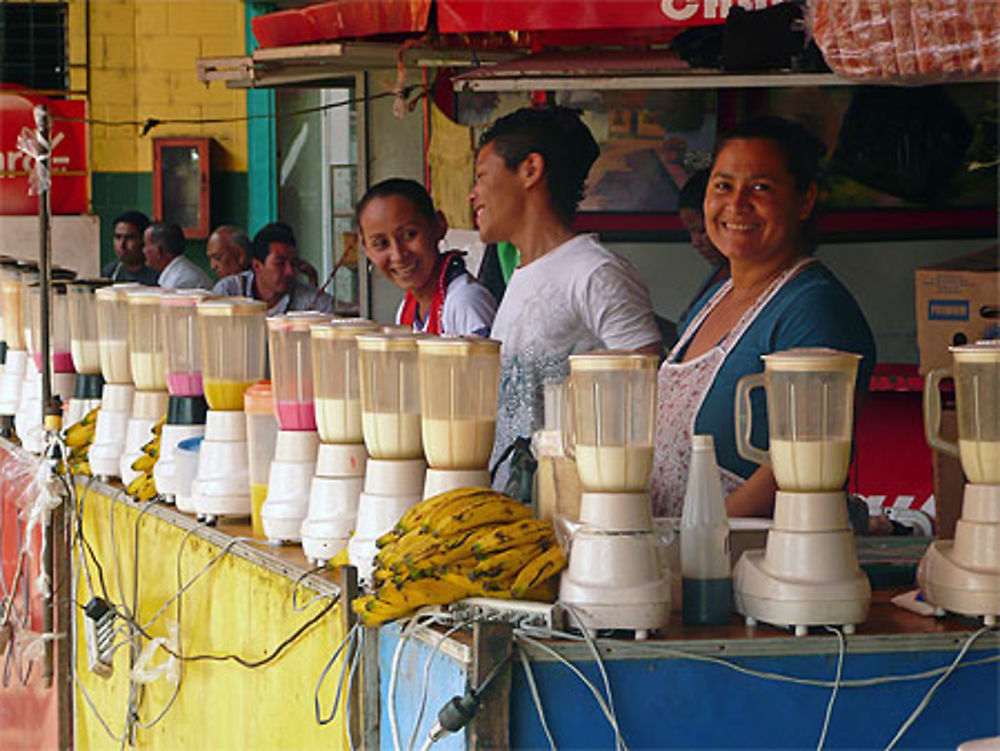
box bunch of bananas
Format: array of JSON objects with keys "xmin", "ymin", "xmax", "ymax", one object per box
[
  {"xmin": 352, "ymin": 487, "xmax": 567, "ymax": 625},
  {"xmin": 63, "ymin": 407, "xmax": 99, "ymax": 476},
  {"xmin": 125, "ymin": 416, "xmax": 165, "ymax": 501}
]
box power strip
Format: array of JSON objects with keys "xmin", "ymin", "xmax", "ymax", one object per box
[
  {"xmin": 84, "ymin": 597, "xmax": 115, "ymax": 679},
  {"xmin": 449, "ymin": 598, "xmax": 562, "ymax": 630}
]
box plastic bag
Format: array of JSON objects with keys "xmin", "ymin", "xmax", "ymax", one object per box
[{"xmin": 809, "ymin": 0, "xmax": 1000, "ymax": 83}]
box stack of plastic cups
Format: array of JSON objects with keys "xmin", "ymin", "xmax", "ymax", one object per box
[
  {"xmin": 260, "ymin": 311, "xmax": 331, "ymax": 543},
  {"xmin": 89, "ymin": 284, "xmax": 139, "ymax": 479},
  {"xmin": 244, "ymin": 382, "xmax": 278, "ymax": 536},
  {"xmin": 301, "ymin": 318, "xmax": 379, "ymax": 565},
  {"xmin": 66, "ymin": 279, "xmax": 110, "ymax": 426}
]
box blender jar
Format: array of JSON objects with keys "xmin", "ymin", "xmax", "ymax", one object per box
[
  {"xmin": 127, "ymin": 289, "xmax": 170, "ymax": 391},
  {"xmin": 197, "ymin": 298, "xmax": 267, "ymax": 411},
  {"xmin": 267, "ymin": 312, "xmax": 331, "ymax": 431},
  {"xmin": 245, "ymin": 381, "xmax": 278, "ymax": 536},
  {"xmin": 28, "ymin": 282, "xmax": 74, "ymax": 373},
  {"xmin": 310, "ymin": 319, "xmax": 379, "ymax": 444},
  {"xmin": 95, "ymin": 284, "xmax": 138, "ymax": 385},
  {"xmin": 68, "ymin": 280, "xmax": 108, "ymax": 375},
  {"xmin": 356, "ymin": 333, "xmax": 424, "ymax": 460},
  {"xmin": 564, "ymin": 352, "xmax": 658, "ymax": 493},
  {"xmin": 417, "ymin": 337, "xmax": 500, "ymax": 470},
  {"xmin": 736, "ymin": 347, "xmax": 861, "ymax": 492},
  {"xmin": 161, "ymin": 291, "xmax": 212, "ymax": 397}
]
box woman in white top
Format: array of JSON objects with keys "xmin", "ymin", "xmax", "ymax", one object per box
[{"xmin": 357, "ymin": 178, "xmax": 497, "ymax": 337}]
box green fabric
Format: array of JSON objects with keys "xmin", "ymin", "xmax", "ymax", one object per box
[{"xmin": 497, "ymin": 242, "xmax": 520, "ymax": 283}]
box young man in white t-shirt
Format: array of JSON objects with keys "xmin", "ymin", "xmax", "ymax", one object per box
[{"xmin": 469, "ymin": 106, "xmax": 662, "ymax": 487}]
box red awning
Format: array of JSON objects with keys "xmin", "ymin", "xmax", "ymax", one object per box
[{"xmin": 250, "ymin": 0, "xmax": 769, "ymax": 49}]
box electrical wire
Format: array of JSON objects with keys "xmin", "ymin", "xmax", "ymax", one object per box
[
  {"xmin": 816, "ymin": 627, "xmax": 845, "ymax": 751},
  {"xmin": 315, "ymin": 622, "xmax": 360, "ymax": 725},
  {"xmin": 518, "ymin": 645, "xmax": 557, "ymax": 751},
  {"xmin": 406, "ymin": 619, "xmax": 470, "ymax": 751},
  {"xmin": 883, "ymin": 625, "xmax": 994, "ymax": 751}
]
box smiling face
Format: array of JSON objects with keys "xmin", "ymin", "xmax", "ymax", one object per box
[
  {"xmin": 469, "ymin": 142, "xmax": 526, "ymax": 245},
  {"xmin": 359, "ymin": 194, "xmax": 445, "ymax": 300},
  {"xmin": 704, "ymin": 138, "xmax": 817, "ymax": 268}
]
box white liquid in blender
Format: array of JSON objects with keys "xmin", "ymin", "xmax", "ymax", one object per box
[
  {"xmin": 422, "ymin": 418, "xmax": 495, "ymax": 469},
  {"xmin": 131, "ymin": 352, "xmax": 166, "ymax": 390},
  {"xmin": 574, "ymin": 445, "xmax": 653, "ymax": 492},
  {"xmin": 959, "ymin": 440, "xmax": 1000, "ymax": 484},
  {"xmin": 769, "ymin": 439, "xmax": 851, "ymax": 491},
  {"xmin": 99, "ymin": 340, "xmax": 130, "ymax": 383},
  {"xmin": 71, "ymin": 340, "xmax": 101, "ymax": 373},
  {"xmin": 362, "ymin": 411, "xmax": 422, "ymax": 459},
  {"xmin": 315, "ymin": 397, "xmax": 363, "ymax": 444}
]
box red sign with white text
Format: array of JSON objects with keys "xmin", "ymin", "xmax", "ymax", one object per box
[
  {"xmin": 0, "ymin": 91, "xmax": 88, "ymax": 215},
  {"xmin": 437, "ymin": 0, "xmax": 787, "ymax": 33}
]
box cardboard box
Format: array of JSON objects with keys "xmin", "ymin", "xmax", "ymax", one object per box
[{"xmin": 914, "ymin": 247, "xmax": 999, "ymax": 375}]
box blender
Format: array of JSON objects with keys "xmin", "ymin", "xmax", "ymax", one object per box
[
  {"xmin": 733, "ymin": 348, "xmax": 870, "ymax": 635},
  {"xmin": 920, "ymin": 340, "xmax": 1000, "ymax": 626},
  {"xmin": 417, "ymin": 337, "xmax": 500, "ymax": 498},
  {"xmin": 67, "ymin": 279, "xmax": 110, "ymax": 426},
  {"xmin": 0, "ymin": 263, "xmax": 32, "ymax": 435},
  {"xmin": 259, "ymin": 312, "xmax": 330, "ymax": 543},
  {"xmin": 191, "ymin": 297, "xmax": 267, "ymax": 522},
  {"xmin": 14, "ymin": 267, "xmax": 42, "ymax": 449},
  {"xmin": 245, "ymin": 382, "xmax": 278, "ymax": 536},
  {"xmin": 559, "ymin": 352, "xmax": 671, "ymax": 639},
  {"xmin": 300, "ymin": 319, "xmax": 379, "ymax": 565},
  {"xmin": 155, "ymin": 290, "xmax": 213, "ymax": 504},
  {"xmin": 349, "ymin": 332, "xmax": 427, "ymax": 583},
  {"xmin": 119, "ymin": 289, "xmax": 171, "ymax": 486},
  {"xmin": 89, "ymin": 284, "xmax": 139, "ymax": 479},
  {"xmin": 20, "ymin": 281, "xmax": 77, "ymax": 451}
]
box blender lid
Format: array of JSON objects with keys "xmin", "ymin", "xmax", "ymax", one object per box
[
  {"xmin": 311, "ymin": 318, "xmax": 380, "ymax": 339},
  {"xmin": 196, "ymin": 296, "xmax": 267, "ymax": 316},
  {"xmin": 356, "ymin": 331, "xmax": 427, "ymax": 351},
  {"xmin": 161, "ymin": 289, "xmax": 213, "ymax": 307},
  {"xmin": 96, "ymin": 283, "xmax": 142, "ymax": 301},
  {"xmin": 949, "ymin": 339, "xmax": 1000, "ymax": 359},
  {"xmin": 126, "ymin": 288, "xmax": 173, "ymax": 305},
  {"xmin": 416, "ymin": 336, "xmax": 500, "ymax": 356},
  {"xmin": 68, "ymin": 278, "xmax": 112, "ymax": 291},
  {"xmin": 568, "ymin": 350, "xmax": 658, "ymax": 371},
  {"xmin": 760, "ymin": 347, "xmax": 861, "ymax": 371},
  {"xmin": 266, "ymin": 311, "xmax": 331, "ymax": 331},
  {"xmin": 27, "ymin": 280, "xmax": 70, "ymax": 294},
  {"xmin": 244, "ymin": 380, "xmax": 274, "ymax": 413}
]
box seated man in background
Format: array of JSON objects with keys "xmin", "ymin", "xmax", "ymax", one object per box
[
  {"xmin": 212, "ymin": 222, "xmax": 335, "ymax": 314},
  {"xmin": 102, "ymin": 210, "xmax": 158, "ymax": 285},
  {"xmin": 143, "ymin": 222, "xmax": 213, "ymax": 290},
  {"xmin": 206, "ymin": 224, "xmax": 250, "ymax": 281}
]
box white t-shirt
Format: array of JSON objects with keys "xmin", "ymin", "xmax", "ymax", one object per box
[
  {"xmin": 490, "ymin": 234, "xmax": 661, "ymax": 484},
  {"xmin": 394, "ymin": 271, "xmax": 497, "ymax": 336}
]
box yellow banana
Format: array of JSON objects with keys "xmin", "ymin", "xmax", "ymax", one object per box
[
  {"xmin": 471, "ymin": 518, "xmax": 554, "ymax": 557},
  {"xmin": 432, "ymin": 495, "xmax": 532, "ymax": 538},
  {"xmin": 136, "ymin": 476, "xmax": 158, "ymax": 501},
  {"xmin": 395, "ymin": 487, "xmax": 492, "ymax": 536},
  {"xmin": 437, "ymin": 572, "xmax": 513, "ymax": 599},
  {"xmin": 510, "ymin": 545, "xmax": 567, "ymax": 598},
  {"xmin": 470, "ymin": 543, "xmax": 547, "ymax": 581},
  {"xmin": 64, "ymin": 420, "xmax": 96, "ymax": 448},
  {"xmin": 131, "ymin": 453, "xmax": 156, "ymax": 472},
  {"xmin": 126, "ymin": 472, "xmax": 147, "ymax": 496},
  {"xmin": 375, "ymin": 527, "xmax": 437, "ymax": 570},
  {"xmin": 375, "ymin": 529, "xmax": 402, "ymax": 550},
  {"xmin": 152, "ymin": 415, "xmax": 166, "ymax": 436},
  {"xmin": 408, "ymin": 525, "xmax": 502, "ymax": 570},
  {"xmin": 425, "ymin": 489, "xmax": 510, "ymax": 533}
]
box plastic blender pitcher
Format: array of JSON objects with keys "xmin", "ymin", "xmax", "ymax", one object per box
[
  {"xmin": 197, "ymin": 298, "xmax": 268, "ymax": 411},
  {"xmin": 311, "ymin": 319, "xmax": 379, "ymax": 444},
  {"xmin": 245, "ymin": 381, "xmax": 278, "ymax": 536},
  {"xmin": 267, "ymin": 312, "xmax": 331, "ymax": 431},
  {"xmin": 735, "ymin": 348, "xmax": 861, "ymax": 492},
  {"xmin": 356, "ymin": 333, "xmax": 425, "ymax": 460}
]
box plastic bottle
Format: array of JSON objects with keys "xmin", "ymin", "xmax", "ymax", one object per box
[{"xmin": 681, "ymin": 434, "xmax": 733, "ymax": 625}]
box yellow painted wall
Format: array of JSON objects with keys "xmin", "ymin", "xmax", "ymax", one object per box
[
  {"xmin": 74, "ymin": 487, "xmax": 349, "ymax": 750},
  {"xmin": 84, "ymin": 0, "xmax": 248, "ymax": 173}
]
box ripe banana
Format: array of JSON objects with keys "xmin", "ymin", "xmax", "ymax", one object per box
[
  {"xmin": 407, "ymin": 525, "xmax": 501, "ymax": 570},
  {"xmin": 510, "ymin": 545, "xmax": 567, "ymax": 598},
  {"xmin": 470, "ymin": 542, "xmax": 547, "ymax": 581},
  {"xmin": 431, "ymin": 495, "xmax": 531, "ymax": 538},
  {"xmin": 152, "ymin": 415, "xmax": 166, "ymax": 436},
  {"xmin": 136, "ymin": 476, "xmax": 158, "ymax": 501},
  {"xmin": 131, "ymin": 452, "xmax": 156, "ymax": 473},
  {"xmin": 397, "ymin": 487, "xmax": 493, "ymax": 535},
  {"xmin": 421, "ymin": 488, "xmax": 505, "ymax": 532},
  {"xmin": 471, "ymin": 518, "xmax": 554, "ymax": 557},
  {"xmin": 126, "ymin": 472, "xmax": 147, "ymax": 496},
  {"xmin": 64, "ymin": 418, "xmax": 96, "ymax": 448}
]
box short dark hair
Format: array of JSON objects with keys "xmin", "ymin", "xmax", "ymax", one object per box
[
  {"xmin": 478, "ymin": 106, "xmax": 600, "ymax": 223},
  {"xmin": 355, "ymin": 178, "xmax": 437, "ymax": 231},
  {"xmin": 713, "ymin": 116, "xmax": 826, "ymax": 192},
  {"xmin": 250, "ymin": 222, "xmax": 296, "ymax": 263},
  {"xmin": 147, "ymin": 222, "xmax": 185, "ymax": 257},
  {"xmin": 678, "ymin": 169, "xmax": 710, "ymax": 212},
  {"xmin": 113, "ymin": 210, "xmax": 150, "ymax": 235}
]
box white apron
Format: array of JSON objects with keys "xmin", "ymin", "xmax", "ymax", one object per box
[{"xmin": 650, "ymin": 258, "xmax": 816, "ymax": 517}]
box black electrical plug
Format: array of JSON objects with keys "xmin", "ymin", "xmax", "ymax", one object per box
[{"xmin": 428, "ymin": 691, "xmax": 480, "ymax": 743}]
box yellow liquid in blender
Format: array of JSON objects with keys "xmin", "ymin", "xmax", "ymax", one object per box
[
  {"xmin": 204, "ymin": 378, "xmax": 256, "ymax": 411},
  {"xmin": 251, "ymin": 484, "xmax": 268, "ymax": 537}
]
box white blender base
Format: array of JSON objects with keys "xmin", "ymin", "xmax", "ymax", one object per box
[
  {"xmin": 66, "ymin": 397, "xmax": 102, "ymax": 428},
  {"xmin": 423, "ymin": 468, "xmax": 491, "ymax": 499},
  {"xmin": 301, "ymin": 443, "xmax": 368, "ymax": 565},
  {"xmin": 733, "ymin": 490, "xmax": 871, "ymax": 635},
  {"xmin": 173, "ymin": 440, "xmax": 203, "ymax": 515},
  {"xmin": 0, "ymin": 349, "xmax": 26, "ymax": 415},
  {"xmin": 192, "ymin": 411, "xmax": 250, "ymax": 520},
  {"xmin": 15, "ymin": 369, "xmax": 41, "ymax": 453},
  {"xmin": 260, "ymin": 430, "xmax": 319, "ymax": 543},
  {"xmin": 917, "ymin": 485, "xmax": 1000, "ymax": 627},
  {"xmin": 120, "ymin": 416, "xmax": 161, "ymax": 487},
  {"xmin": 579, "ymin": 491, "xmax": 653, "ymax": 532},
  {"xmin": 154, "ymin": 424, "xmax": 206, "ymax": 502},
  {"xmin": 89, "ymin": 384, "xmax": 135, "ymax": 479},
  {"xmin": 559, "ymin": 528, "xmax": 671, "ymax": 636}
]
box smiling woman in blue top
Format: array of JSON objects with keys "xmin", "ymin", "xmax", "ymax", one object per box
[{"xmin": 650, "ymin": 116, "xmax": 876, "ymax": 519}]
